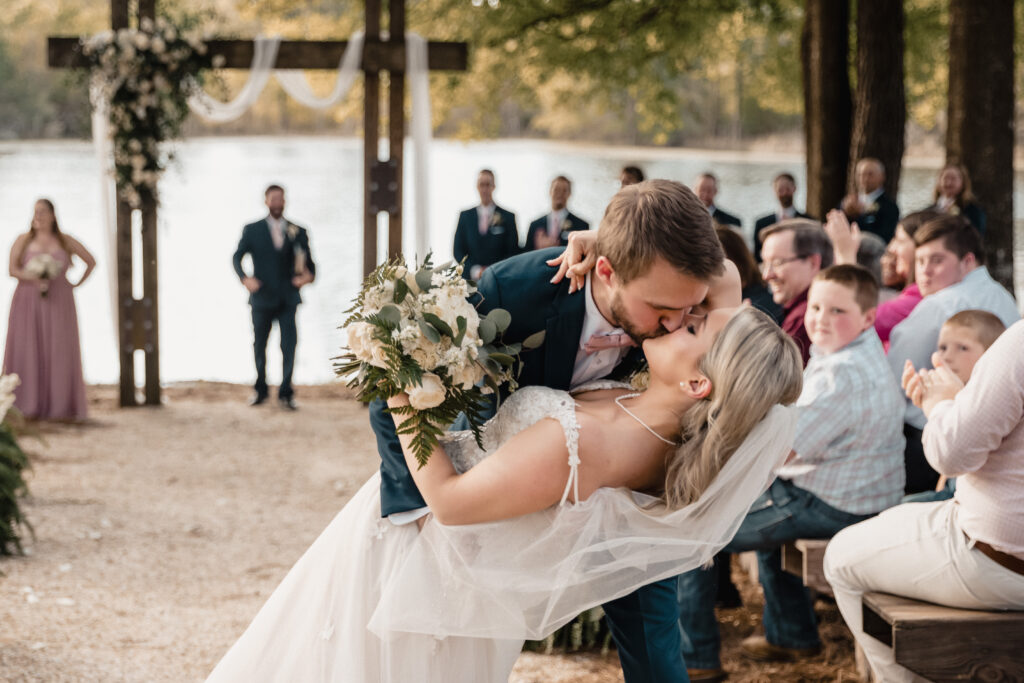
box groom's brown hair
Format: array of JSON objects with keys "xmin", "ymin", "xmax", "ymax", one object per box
[{"xmin": 597, "ymin": 179, "xmax": 725, "ymax": 283}]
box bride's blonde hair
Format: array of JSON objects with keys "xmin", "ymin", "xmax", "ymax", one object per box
[{"xmin": 664, "ymin": 307, "xmax": 803, "ymax": 508}]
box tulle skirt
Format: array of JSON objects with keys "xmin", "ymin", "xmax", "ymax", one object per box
[{"xmin": 205, "ymin": 473, "xmax": 522, "ymax": 683}]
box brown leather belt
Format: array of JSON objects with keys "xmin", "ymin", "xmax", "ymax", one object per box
[{"xmin": 975, "ymin": 540, "xmax": 1024, "ymax": 577}]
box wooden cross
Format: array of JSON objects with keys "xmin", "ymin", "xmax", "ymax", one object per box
[{"xmin": 48, "ymin": 0, "xmax": 467, "ymax": 408}]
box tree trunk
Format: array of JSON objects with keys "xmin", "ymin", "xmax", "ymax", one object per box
[
  {"xmin": 848, "ymin": 0, "xmax": 906, "ymax": 198},
  {"xmin": 801, "ymin": 0, "xmax": 851, "ymax": 221},
  {"xmin": 946, "ymin": 0, "xmax": 1015, "ymax": 288}
]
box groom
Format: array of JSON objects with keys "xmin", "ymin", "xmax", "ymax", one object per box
[
  {"xmin": 370, "ymin": 179, "xmax": 734, "ymax": 682},
  {"xmin": 232, "ymin": 184, "xmax": 316, "ymax": 410}
]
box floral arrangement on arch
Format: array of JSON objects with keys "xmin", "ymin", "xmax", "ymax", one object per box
[
  {"xmin": 81, "ymin": 17, "xmax": 224, "ymax": 208},
  {"xmin": 335, "ymin": 256, "xmax": 543, "ymax": 467}
]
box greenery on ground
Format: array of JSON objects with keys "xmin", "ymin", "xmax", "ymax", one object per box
[
  {"xmin": 0, "ymin": 418, "xmax": 32, "ymax": 556},
  {"xmin": 2, "ymin": 0, "xmax": 1022, "ymax": 144}
]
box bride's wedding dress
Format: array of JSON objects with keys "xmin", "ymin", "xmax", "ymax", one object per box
[{"xmin": 206, "ymin": 384, "xmax": 796, "ymax": 682}]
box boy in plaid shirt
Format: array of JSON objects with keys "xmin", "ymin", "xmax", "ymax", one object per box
[{"xmin": 679, "ymin": 265, "xmax": 905, "ymax": 679}]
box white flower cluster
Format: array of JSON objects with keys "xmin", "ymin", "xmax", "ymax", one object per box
[
  {"xmin": 24, "ymin": 254, "xmax": 59, "ymax": 280},
  {"xmin": 345, "ymin": 264, "xmax": 499, "ymax": 410},
  {"xmin": 83, "ymin": 17, "xmax": 222, "ymax": 207},
  {"xmin": 0, "ymin": 374, "xmax": 20, "ymax": 424}
]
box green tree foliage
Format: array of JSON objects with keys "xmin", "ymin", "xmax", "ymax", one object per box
[{"xmin": 0, "ymin": 0, "xmax": 1020, "ymax": 144}]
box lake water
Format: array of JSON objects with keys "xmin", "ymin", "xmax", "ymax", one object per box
[{"xmin": 1, "ymin": 137, "xmax": 1022, "ymax": 386}]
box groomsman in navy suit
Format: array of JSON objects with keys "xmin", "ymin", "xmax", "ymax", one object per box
[
  {"xmin": 753, "ymin": 172, "xmax": 813, "ymax": 263},
  {"xmin": 372, "ymin": 180, "xmax": 740, "ymax": 683},
  {"xmin": 524, "ymin": 175, "xmax": 590, "ymax": 251},
  {"xmin": 694, "ymin": 172, "xmax": 742, "ymax": 230},
  {"xmin": 839, "ymin": 157, "xmax": 900, "ymax": 244},
  {"xmin": 452, "ymin": 169, "xmax": 519, "ymax": 281},
  {"xmin": 232, "ymin": 184, "xmax": 315, "ymax": 410}
]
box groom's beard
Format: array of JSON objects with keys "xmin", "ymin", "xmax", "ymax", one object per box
[{"xmin": 610, "ymin": 292, "xmax": 668, "ymax": 345}]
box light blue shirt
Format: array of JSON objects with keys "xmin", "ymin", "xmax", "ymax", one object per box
[
  {"xmin": 779, "ymin": 329, "xmax": 906, "ymax": 514},
  {"xmin": 887, "ymin": 266, "xmax": 1020, "ymax": 429}
]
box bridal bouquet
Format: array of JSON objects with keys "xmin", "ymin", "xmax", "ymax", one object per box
[
  {"xmin": 336, "ymin": 257, "xmax": 540, "ymax": 467},
  {"xmin": 24, "ymin": 254, "xmax": 60, "ymax": 298}
]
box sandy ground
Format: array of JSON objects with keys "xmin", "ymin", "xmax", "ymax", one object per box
[{"xmin": 1, "ymin": 383, "xmax": 858, "ymax": 682}]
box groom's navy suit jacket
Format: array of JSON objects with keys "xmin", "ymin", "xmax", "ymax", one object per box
[
  {"xmin": 232, "ymin": 218, "xmax": 316, "ymax": 309},
  {"xmin": 368, "ymin": 248, "xmax": 685, "ymax": 683}
]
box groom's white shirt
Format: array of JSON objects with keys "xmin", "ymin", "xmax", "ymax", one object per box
[
  {"xmin": 390, "ymin": 275, "xmax": 629, "ymax": 527},
  {"xmin": 571, "ymin": 275, "xmax": 631, "ymax": 389}
]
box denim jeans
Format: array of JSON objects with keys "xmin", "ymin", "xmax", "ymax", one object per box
[{"xmin": 677, "ymin": 478, "xmax": 872, "ymax": 668}]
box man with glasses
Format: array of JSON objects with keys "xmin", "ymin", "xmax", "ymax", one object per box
[{"xmin": 757, "ymin": 219, "xmax": 833, "ymax": 365}]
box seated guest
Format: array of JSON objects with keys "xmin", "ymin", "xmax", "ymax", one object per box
[
  {"xmin": 839, "ymin": 158, "xmax": 900, "ymax": 244},
  {"xmin": 694, "ymin": 172, "xmax": 741, "ymax": 230},
  {"xmin": 619, "ymin": 165, "xmax": 645, "ymax": 187},
  {"xmin": 825, "ymin": 319, "xmax": 1024, "ymax": 683},
  {"xmin": 679, "ymin": 265, "xmax": 905, "ymax": 680},
  {"xmin": 927, "ymin": 163, "xmax": 986, "ymax": 235},
  {"xmin": 716, "ymin": 226, "xmax": 782, "ymax": 323},
  {"xmin": 753, "ymin": 172, "xmax": 812, "ymax": 262},
  {"xmin": 524, "ymin": 175, "xmax": 589, "ymax": 251},
  {"xmin": 827, "ymin": 209, "xmax": 941, "ymax": 349},
  {"xmin": 903, "ymin": 309, "xmax": 1007, "ymax": 504},
  {"xmin": 886, "ymin": 215, "xmax": 1019, "ymax": 492},
  {"xmin": 453, "ymin": 169, "xmax": 519, "ymax": 281},
  {"xmin": 759, "ymin": 219, "xmax": 833, "ymax": 365}
]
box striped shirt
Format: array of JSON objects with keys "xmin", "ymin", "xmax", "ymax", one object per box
[
  {"xmin": 925, "ymin": 320, "xmax": 1024, "ymax": 561},
  {"xmin": 778, "ymin": 329, "xmax": 906, "ymax": 514}
]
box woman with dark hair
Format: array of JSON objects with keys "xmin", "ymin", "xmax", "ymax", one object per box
[
  {"xmin": 927, "ymin": 163, "xmax": 986, "ymax": 235},
  {"xmin": 4, "ymin": 199, "xmax": 95, "ymax": 420},
  {"xmin": 715, "ymin": 226, "xmax": 782, "ymax": 323}
]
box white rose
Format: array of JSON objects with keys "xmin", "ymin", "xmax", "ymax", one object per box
[
  {"xmin": 407, "ymin": 373, "xmax": 446, "ymax": 410},
  {"xmin": 133, "ymin": 33, "xmax": 150, "ymax": 50},
  {"xmin": 151, "ymin": 37, "xmax": 166, "ymax": 53},
  {"xmin": 449, "ymin": 362, "xmax": 483, "ymax": 390},
  {"xmin": 404, "ymin": 271, "xmax": 421, "ymax": 296},
  {"xmin": 347, "ymin": 322, "xmax": 390, "ymax": 368}
]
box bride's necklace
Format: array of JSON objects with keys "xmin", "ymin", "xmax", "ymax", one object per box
[{"xmin": 614, "ymin": 393, "xmax": 680, "ymax": 447}]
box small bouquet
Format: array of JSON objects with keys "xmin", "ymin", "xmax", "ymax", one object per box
[
  {"xmin": 0, "ymin": 374, "xmax": 20, "ymax": 424},
  {"xmin": 24, "ymin": 254, "xmax": 60, "ymax": 298},
  {"xmin": 335, "ymin": 256, "xmax": 542, "ymax": 466}
]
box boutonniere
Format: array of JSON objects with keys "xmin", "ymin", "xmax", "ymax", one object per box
[
  {"xmin": 628, "ymin": 365, "xmax": 650, "ymax": 391},
  {"xmin": 561, "ymin": 218, "xmax": 572, "ymax": 232},
  {"xmin": 286, "ymin": 222, "xmax": 299, "ymax": 241},
  {"xmin": 865, "ymin": 202, "xmax": 879, "ymax": 214},
  {"xmin": 489, "ymin": 212, "xmax": 502, "ymax": 227},
  {"xmin": 949, "ymin": 204, "xmax": 961, "ymax": 216}
]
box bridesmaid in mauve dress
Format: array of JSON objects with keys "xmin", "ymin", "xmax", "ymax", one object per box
[{"xmin": 3, "ymin": 199, "xmax": 95, "ymax": 420}]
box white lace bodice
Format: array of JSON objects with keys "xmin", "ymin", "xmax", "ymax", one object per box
[{"xmin": 440, "ymin": 381, "xmax": 631, "ymax": 504}]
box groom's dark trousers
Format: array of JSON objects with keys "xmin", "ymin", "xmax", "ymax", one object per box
[{"xmin": 370, "ymin": 248, "xmax": 690, "ymax": 683}]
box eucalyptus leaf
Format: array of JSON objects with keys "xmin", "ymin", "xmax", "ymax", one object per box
[
  {"xmin": 486, "ymin": 308, "xmax": 512, "ymax": 333},
  {"xmin": 423, "ymin": 313, "xmax": 454, "ymax": 338},
  {"xmin": 522, "ymin": 330, "xmax": 546, "ymax": 349},
  {"xmin": 393, "ymin": 277, "xmax": 409, "ymax": 304},
  {"xmin": 489, "ymin": 352, "xmax": 515, "ymax": 367},
  {"xmin": 453, "ymin": 316, "xmax": 468, "ymax": 347},
  {"xmin": 479, "ymin": 318, "xmax": 497, "ymax": 344},
  {"xmin": 417, "ymin": 319, "xmax": 441, "ymax": 343},
  {"xmin": 415, "ymin": 269, "xmax": 433, "ymax": 292},
  {"xmin": 378, "ymin": 304, "xmax": 402, "ymax": 327}
]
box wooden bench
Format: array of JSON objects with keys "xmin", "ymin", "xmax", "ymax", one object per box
[
  {"xmin": 781, "ymin": 538, "xmax": 833, "ymax": 596},
  {"xmin": 862, "ymin": 592, "xmax": 1024, "ymax": 682}
]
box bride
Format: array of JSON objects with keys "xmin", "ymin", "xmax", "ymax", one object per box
[{"xmin": 206, "ymin": 305, "xmax": 802, "ymax": 683}]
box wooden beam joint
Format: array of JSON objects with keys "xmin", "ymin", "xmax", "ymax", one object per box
[{"xmin": 368, "ymin": 159, "xmax": 400, "ymax": 215}]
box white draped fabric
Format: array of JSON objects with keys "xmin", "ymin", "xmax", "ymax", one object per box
[{"xmin": 92, "ymin": 31, "xmax": 434, "ymax": 333}]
